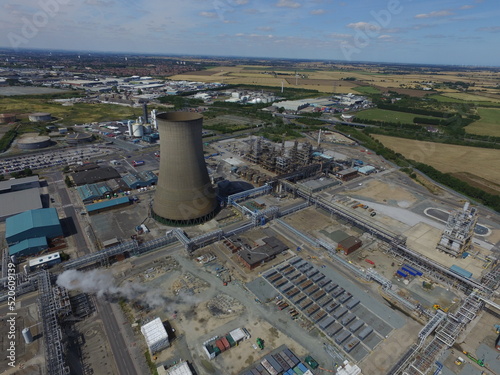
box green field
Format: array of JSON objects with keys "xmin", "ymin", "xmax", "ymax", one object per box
[
  {"xmin": 430, "ymin": 94, "xmax": 500, "ymax": 107},
  {"xmin": 353, "ymin": 86, "xmax": 381, "ymax": 95},
  {"xmin": 0, "ymin": 97, "xmax": 143, "ymax": 125},
  {"xmin": 466, "ymin": 107, "xmax": 500, "ymax": 136},
  {"xmin": 355, "ymin": 108, "xmax": 442, "ymax": 124}
]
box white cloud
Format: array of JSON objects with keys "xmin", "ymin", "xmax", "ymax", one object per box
[
  {"xmin": 244, "ymin": 8, "xmax": 261, "ymax": 14},
  {"xmin": 378, "ymin": 35, "xmax": 391, "ymax": 39},
  {"xmin": 328, "ymin": 32, "xmax": 351, "ymax": 38},
  {"xmin": 199, "ymin": 11, "xmax": 218, "ymax": 18},
  {"xmin": 233, "ymin": 0, "xmax": 249, "ymax": 4},
  {"xmin": 276, "ymin": 0, "xmax": 301, "ymax": 9},
  {"xmin": 346, "ymin": 22, "xmax": 380, "ymax": 31},
  {"xmin": 415, "ymin": 10, "xmax": 454, "ymax": 19},
  {"xmin": 460, "ymin": 5, "xmax": 475, "ymax": 10},
  {"xmin": 477, "ymin": 26, "xmax": 500, "ymax": 32},
  {"xmin": 310, "ymin": 9, "xmax": 326, "ymax": 15},
  {"xmin": 257, "ymin": 26, "xmax": 274, "ymax": 31}
]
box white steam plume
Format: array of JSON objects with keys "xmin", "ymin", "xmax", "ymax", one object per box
[{"xmin": 56, "ymin": 269, "xmax": 167, "ymax": 308}]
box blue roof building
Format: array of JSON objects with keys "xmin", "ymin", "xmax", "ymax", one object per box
[
  {"xmin": 6, "ymin": 208, "xmax": 63, "ymax": 245},
  {"xmin": 86, "ymin": 196, "xmax": 130, "ymax": 215},
  {"xmin": 122, "ymin": 170, "xmax": 158, "ymax": 190},
  {"xmin": 77, "ymin": 182, "xmax": 112, "ymax": 202},
  {"xmin": 9, "ymin": 237, "xmax": 48, "ymax": 257}
]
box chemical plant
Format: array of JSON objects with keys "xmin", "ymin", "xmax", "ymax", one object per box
[{"xmin": 0, "ymin": 109, "xmax": 499, "ymax": 375}]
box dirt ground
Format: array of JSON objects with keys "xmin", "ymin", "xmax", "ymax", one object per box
[{"xmin": 347, "ymin": 179, "xmax": 419, "ymax": 206}]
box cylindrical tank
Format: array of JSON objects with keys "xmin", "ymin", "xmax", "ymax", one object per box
[
  {"xmin": 127, "ymin": 120, "xmax": 133, "ymax": 136},
  {"xmin": 132, "ymin": 124, "xmax": 144, "ymax": 137},
  {"xmin": 22, "ymin": 328, "xmax": 33, "ymax": 344},
  {"xmin": 152, "ymin": 112, "xmax": 218, "ymax": 226}
]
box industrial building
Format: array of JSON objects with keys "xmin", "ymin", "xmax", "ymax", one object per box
[
  {"xmin": 72, "ymin": 166, "xmax": 121, "ymax": 186},
  {"xmin": 335, "ymin": 168, "xmax": 358, "ymax": 181},
  {"xmin": 0, "ymin": 175, "xmax": 40, "ymax": 194},
  {"xmin": 237, "ymin": 237, "xmax": 288, "ymax": 270},
  {"xmin": 436, "ymin": 202, "xmax": 478, "ymax": 257},
  {"xmin": 337, "ymin": 236, "xmax": 363, "ymax": 255},
  {"xmin": 141, "ymin": 317, "xmax": 169, "ymax": 354},
  {"xmin": 28, "ymin": 252, "xmax": 61, "ymax": 271},
  {"xmin": 158, "ymin": 361, "xmax": 193, "ymax": 375},
  {"xmin": 274, "ymin": 99, "xmax": 310, "ymax": 111},
  {"xmin": 6, "ymin": 208, "xmax": 63, "ymax": 257},
  {"xmin": 0, "ymin": 177, "xmax": 42, "ymax": 221},
  {"xmin": 203, "ymin": 327, "xmax": 250, "ymax": 359},
  {"xmin": 77, "ymin": 183, "xmax": 113, "ymax": 203},
  {"xmin": 85, "ymin": 196, "xmax": 131, "ymax": 215},
  {"xmin": 152, "ymin": 112, "xmax": 218, "ymax": 226},
  {"xmin": 122, "ymin": 170, "xmax": 158, "ymax": 189}
]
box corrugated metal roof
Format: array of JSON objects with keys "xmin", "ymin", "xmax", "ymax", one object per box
[
  {"xmin": 166, "ymin": 361, "xmax": 193, "ymax": 375},
  {"xmin": 86, "ymin": 196, "xmax": 129, "ymax": 212},
  {"xmin": 0, "ymin": 175, "xmax": 39, "ymax": 192},
  {"xmin": 0, "ymin": 188, "xmax": 42, "ymax": 221},
  {"xmin": 141, "ymin": 317, "xmax": 169, "ymax": 352},
  {"xmin": 5, "ymin": 208, "xmax": 59, "ymax": 238},
  {"xmin": 9, "ymin": 236, "xmax": 48, "ymax": 256},
  {"xmin": 28, "ymin": 252, "xmax": 61, "ymax": 267}
]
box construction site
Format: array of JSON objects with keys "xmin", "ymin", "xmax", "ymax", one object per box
[{"xmin": 1, "ymin": 119, "xmax": 500, "ymax": 375}]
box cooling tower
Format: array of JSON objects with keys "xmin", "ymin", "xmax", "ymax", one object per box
[{"xmin": 152, "ymin": 112, "xmax": 218, "ymax": 225}]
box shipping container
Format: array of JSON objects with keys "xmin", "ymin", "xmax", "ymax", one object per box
[
  {"xmin": 251, "ymin": 369, "xmax": 260, "ymax": 375},
  {"xmin": 401, "ymin": 267, "xmax": 417, "ymax": 276},
  {"xmin": 221, "ymin": 337, "xmax": 230, "ymax": 350},
  {"xmin": 266, "ymin": 355, "xmax": 283, "ymax": 373},
  {"xmin": 346, "ymin": 298, "xmax": 360, "ymax": 309},
  {"xmin": 273, "ymin": 354, "xmax": 290, "ymax": 371},
  {"xmin": 215, "ymin": 339, "xmax": 226, "ymax": 352},
  {"xmin": 261, "ymin": 359, "xmax": 278, "ymax": 375},
  {"xmin": 226, "ymin": 334, "xmax": 236, "ymax": 347},
  {"xmin": 341, "ymin": 313, "xmax": 356, "ymax": 326},
  {"xmin": 298, "ymin": 363, "xmax": 308, "ymax": 373},
  {"xmin": 335, "ymin": 330, "xmax": 351, "ymax": 344},
  {"xmin": 396, "ymin": 270, "xmax": 408, "ymax": 278},
  {"xmin": 349, "ymin": 319, "xmax": 364, "ymax": 332},
  {"xmin": 293, "ymin": 367, "xmax": 304, "ymax": 375},
  {"xmin": 404, "ymin": 264, "xmax": 423, "ymax": 276},
  {"xmin": 358, "ymin": 326, "xmax": 373, "ymax": 340},
  {"xmin": 320, "ymin": 316, "xmax": 335, "ymax": 330},
  {"xmin": 333, "ymin": 307, "xmax": 348, "ymax": 319},
  {"xmin": 284, "ymin": 349, "xmax": 300, "ymax": 366},
  {"xmin": 343, "ymin": 337, "xmax": 360, "ymax": 353}
]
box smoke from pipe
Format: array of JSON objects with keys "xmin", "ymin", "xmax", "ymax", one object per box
[{"xmin": 56, "ymin": 269, "xmax": 167, "ymax": 308}]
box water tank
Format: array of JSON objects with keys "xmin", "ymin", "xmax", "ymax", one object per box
[
  {"xmin": 132, "ymin": 124, "xmax": 144, "ymax": 137},
  {"xmin": 22, "ymin": 328, "xmax": 33, "ymax": 344},
  {"xmin": 127, "ymin": 120, "xmax": 133, "ymax": 136}
]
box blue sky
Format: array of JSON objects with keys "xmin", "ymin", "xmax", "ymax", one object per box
[{"xmin": 1, "ymin": 0, "xmax": 499, "ymax": 65}]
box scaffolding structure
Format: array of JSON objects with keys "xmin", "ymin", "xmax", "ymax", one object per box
[
  {"xmin": 37, "ymin": 270, "xmax": 70, "ymax": 375},
  {"xmin": 436, "ymin": 202, "xmax": 478, "ymax": 257}
]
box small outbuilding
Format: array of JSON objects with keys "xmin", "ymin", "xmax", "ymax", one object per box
[
  {"xmin": 337, "ymin": 236, "xmax": 362, "ymax": 255},
  {"xmin": 141, "ymin": 318, "xmax": 169, "ymax": 354}
]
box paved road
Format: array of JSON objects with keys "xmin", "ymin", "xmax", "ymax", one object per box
[{"xmin": 96, "ymin": 298, "xmax": 140, "ymax": 375}]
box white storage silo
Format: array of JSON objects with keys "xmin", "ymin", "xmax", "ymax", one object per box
[{"xmin": 132, "ymin": 123, "xmax": 144, "ymax": 137}]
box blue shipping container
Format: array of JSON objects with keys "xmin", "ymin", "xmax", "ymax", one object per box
[
  {"xmin": 404, "ymin": 264, "xmax": 423, "ymax": 276},
  {"xmin": 401, "ymin": 267, "xmax": 417, "ymax": 276},
  {"xmin": 298, "ymin": 363, "xmax": 308, "ymax": 372},
  {"xmin": 396, "ymin": 270, "xmax": 408, "ymax": 278}
]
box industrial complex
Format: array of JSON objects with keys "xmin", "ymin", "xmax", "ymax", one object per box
[{"xmin": 1, "ymin": 102, "xmax": 499, "ymax": 375}]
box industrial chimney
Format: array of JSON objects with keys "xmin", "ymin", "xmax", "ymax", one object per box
[{"xmin": 152, "ymin": 112, "xmax": 218, "ymax": 225}]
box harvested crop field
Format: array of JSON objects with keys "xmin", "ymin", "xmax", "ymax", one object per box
[{"xmin": 373, "ymin": 135, "xmax": 500, "ymax": 187}]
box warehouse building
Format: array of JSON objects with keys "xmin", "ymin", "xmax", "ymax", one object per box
[
  {"xmin": 141, "ymin": 318, "xmax": 169, "ymax": 354},
  {"xmin": 237, "ymin": 237, "xmax": 288, "ymax": 270},
  {"xmin": 72, "ymin": 166, "xmax": 121, "ymax": 186},
  {"xmin": 6, "ymin": 208, "xmax": 63, "ymax": 245},
  {"xmin": 9, "ymin": 237, "xmax": 48, "ymax": 257},
  {"xmin": 77, "ymin": 183, "xmax": 113, "ymax": 203},
  {"xmin": 335, "ymin": 168, "xmax": 358, "ymax": 181},
  {"xmin": 0, "ymin": 186, "xmax": 43, "ymax": 222},
  {"xmin": 122, "ymin": 170, "xmax": 158, "ymax": 189},
  {"xmin": 85, "ymin": 196, "xmax": 131, "ymax": 215},
  {"xmin": 0, "ymin": 176, "xmax": 40, "ymax": 194},
  {"xmin": 158, "ymin": 361, "xmax": 193, "ymax": 375},
  {"xmin": 337, "ymin": 236, "xmax": 362, "ymax": 255}
]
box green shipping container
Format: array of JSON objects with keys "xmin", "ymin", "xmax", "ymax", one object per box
[
  {"xmin": 226, "ymin": 335, "xmax": 236, "ymax": 347},
  {"xmin": 293, "ymin": 367, "xmax": 304, "ymax": 375}
]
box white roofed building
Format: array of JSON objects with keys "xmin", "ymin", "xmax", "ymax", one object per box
[{"xmin": 141, "ymin": 318, "xmax": 169, "ymax": 354}]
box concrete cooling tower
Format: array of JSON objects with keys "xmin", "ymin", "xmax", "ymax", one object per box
[{"xmin": 152, "ymin": 112, "xmax": 218, "ymax": 225}]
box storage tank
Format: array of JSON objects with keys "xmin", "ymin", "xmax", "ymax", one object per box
[
  {"xmin": 152, "ymin": 112, "xmax": 218, "ymax": 226},
  {"xmin": 22, "ymin": 327, "xmax": 33, "ymax": 344},
  {"xmin": 132, "ymin": 123, "xmax": 144, "ymax": 137},
  {"xmin": 127, "ymin": 120, "xmax": 133, "ymax": 136}
]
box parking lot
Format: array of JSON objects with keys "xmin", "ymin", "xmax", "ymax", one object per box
[{"xmin": 0, "ymin": 146, "xmax": 113, "ymax": 174}]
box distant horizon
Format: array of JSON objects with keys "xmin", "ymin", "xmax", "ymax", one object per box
[
  {"xmin": 1, "ymin": 1, "xmax": 499, "ymax": 67},
  {"xmin": 2, "ymin": 47, "xmax": 500, "ymax": 70}
]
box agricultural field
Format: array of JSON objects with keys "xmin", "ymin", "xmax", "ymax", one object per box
[
  {"xmin": 439, "ymin": 92, "xmax": 500, "ymax": 103},
  {"xmin": 0, "ymin": 97, "xmax": 143, "ymax": 125},
  {"xmin": 354, "ymin": 108, "xmax": 442, "ymax": 124},
  {"xmin": 354, "ymin": 86, "xmax": 381, "ymax": 95},
  {"xmin": 373, "ymin": 134, "xmax": 500, "ymax": 191},
  {"xmin": 466, "ymin": 107, "xmax": 500, "ymax": 137}
]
